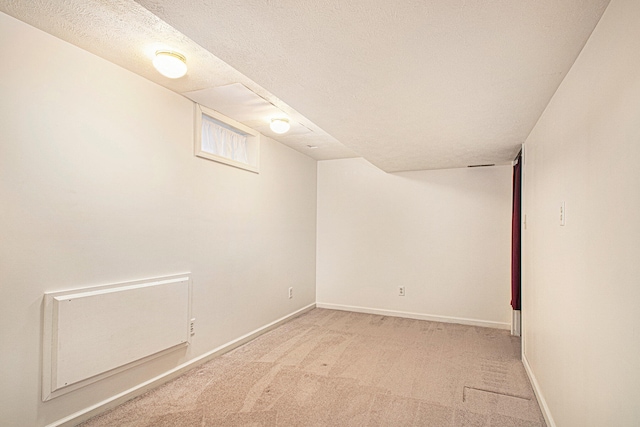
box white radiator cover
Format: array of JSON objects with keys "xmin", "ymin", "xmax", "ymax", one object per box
[{"xmin": 42, "ymin": 274, "xmax": 191, "ymax": 401}]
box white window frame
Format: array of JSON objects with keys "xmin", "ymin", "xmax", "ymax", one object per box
[{"xmin": 194, "ymin": 104, "xmax": 260, "ymax": 173}]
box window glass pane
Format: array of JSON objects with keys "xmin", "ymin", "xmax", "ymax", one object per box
[
  {"xmin": 201, "ymin": 114, "xmax": 248, "ymax": 163},
  {"xmin": 195, "ymin": 105, "xmax": 259, "ymax": 173}
]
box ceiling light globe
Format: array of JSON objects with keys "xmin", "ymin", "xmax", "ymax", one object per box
[
  {"xmin": 270, "ymin": 118, "xmax": 290, "ymax": 134},
  {"xmin": 153, "ymin": 51, "xmax": 187, "ymax": 79}
]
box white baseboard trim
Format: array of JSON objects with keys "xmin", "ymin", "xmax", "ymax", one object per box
[
  {"xmin": 316, "ymin": 302, "xmax": 510, "ymax": 330},
  {"xmin": 522, "ymin": 353, "xmax": 556, "ymax": 427},
  {"xmin": 47, "ymin": 303, "xmax": 316, "ymax": 427}
]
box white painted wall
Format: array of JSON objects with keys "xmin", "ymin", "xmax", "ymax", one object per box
[
  {"xmin": 521, "ymin": 0, "xmax": 640, "ymax": 425},
  {"xmin": 0, "ymin": 13, "xmax": 316, "ymax": 427},
  {"xmin": 317, "ymin": 158, "xmax": 512, "ymax": 327}
]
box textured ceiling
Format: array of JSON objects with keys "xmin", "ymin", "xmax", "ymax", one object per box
[
  {"xmin": 1, "ymin": 0, "xmax": 610, "ymax": 171},
  {"xmin": 136, "ymin": 0, "xmax": 610, "ymax": 171}
]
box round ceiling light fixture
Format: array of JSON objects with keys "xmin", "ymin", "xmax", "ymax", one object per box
[
  {"xmin": 153, "ymin": 50, "xmax": 187, "ymax": 79},
  {"xmin": 270, "ymin": 118, "xmax": 291, "ymax": 134}
]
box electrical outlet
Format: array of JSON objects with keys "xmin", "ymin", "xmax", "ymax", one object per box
[
  {"xmin": 189, "ymin": 318, "xmax": 196, "ymax": 336},
  {"xmin": 399, "ymin": 286, "xmax": 405, "ymax": 296},
  {"xmin": 288, "ymin": 287, "xmax": 293, "ymax": 299}
]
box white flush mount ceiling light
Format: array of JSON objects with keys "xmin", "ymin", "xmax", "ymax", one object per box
[
  {"xmin": 270, "ymin": 118, "xmax": 290, "ymax": 134},
  {"xmin": 153, "ymin": 50, "xmax": 187, "ymax": 78}
]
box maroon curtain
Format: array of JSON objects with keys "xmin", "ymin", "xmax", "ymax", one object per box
[{"xmin": 511, "ymin": 154, "xmax": 522, "ymax": 310}]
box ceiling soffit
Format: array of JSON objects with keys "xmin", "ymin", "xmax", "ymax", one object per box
[{"xmin": 0, "ymin": 0, "xmax": 356, "ymax": 161}]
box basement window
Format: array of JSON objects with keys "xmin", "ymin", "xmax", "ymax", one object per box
[{"xmin": 195, "ymin": 104, "xmax": 260, "ymax": 173}]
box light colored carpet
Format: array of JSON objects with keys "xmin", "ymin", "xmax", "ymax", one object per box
[{"xmin": 79, "ymin": 308, "xmax": 546, "ymax": 426}]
